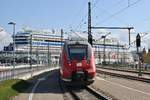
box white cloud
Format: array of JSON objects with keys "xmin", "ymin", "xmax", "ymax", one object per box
[
  {"xmin": 92, "ymin": 29, "xmax": 109, "ymax": 40},
  {"xmin": 73, "ymin": 29, "xmax": 110, "ymax": 40},
  {"xmin": 108, "ymin": 29, "xmax": 136, "ymax": 45},
  {"xmin": 0, "ymin": 28, "xmax": 12, "ymax": 51}
]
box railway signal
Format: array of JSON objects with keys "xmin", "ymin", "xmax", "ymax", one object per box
[
  {"xmin": 136, "ymin": 34, "xmax": 141, "ymax": 47},
  {"xmin": 88, "ymin": 34, "xmax": 93, "ymax": 46},
  {"xmin": 136, "ymin": 34, "xmax": 142, "ymax": 76}
]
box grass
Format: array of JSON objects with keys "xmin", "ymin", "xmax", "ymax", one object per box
[
  {"xmin": 144, "ymin": 53, "xmax": 150, "ymax": 63},
  {"xmin": 0, "ymin": 79, "xmax": 30, "ymax": 100}
]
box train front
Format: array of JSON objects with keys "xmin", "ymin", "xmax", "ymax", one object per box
[{"xmin": 60, "ymin": 41, "xmax": 96, "ymax": 85}]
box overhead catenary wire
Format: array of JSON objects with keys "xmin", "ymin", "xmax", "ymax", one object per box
[
  {"xmin": 74, "ymin": 0, "xmax": 131, "ymax": 43},
  {"xmin": 92, "ymin": 0, "xmax": 141, "ymax": 46},
  {"xmin": 94, "ymin": 0, "xmax": 124, "ymax": 23},
  {"xmin": 99, "ymin": 0, "xmax": 142, "ymax": 24},
  {"xmin": 78, "ymin": 0, "xmax": 127, "ymax": 27},
  {"xmin": 94, "ymin": 0, "xmax": 129, "ymax": 26},
  {"xmin": 70, "ymin": 29, "xmax": 87, "ymax": 40},
  {"xmin": 94, "ymin": 7, "xmax": 129, "ymax": 26},
  {"xmin": 70, "ymin": 0, "xmax": 142, "ymax": 44},
  {"xmin": 75, "ymin": 0, "xmax": 132, "ymax": 31},
  {"xmin": 130, "ymin": 16, "xmax": 150, "ymax": 28},
  {"xmin": 70, "ymin": 0, "xmax": 87, "ymax": 28},
  {"xmin": 74, "ymin": 0, "xmax": 101, "ymax": 31}
]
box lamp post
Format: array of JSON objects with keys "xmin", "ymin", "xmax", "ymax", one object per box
[
  {"xmin": 8, "ymin": 22, "xmax": 16, "ymax": 78},
  {"xmin": 30, "ymin": 34, "xmax": 33, "ymax": 77}
]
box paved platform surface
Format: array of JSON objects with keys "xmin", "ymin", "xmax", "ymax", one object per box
[
  {"xmin": 13, "ymin": 69, "xmax": 64, "ymax": 100},
  {"xmin": 94, "ymin": 74, "xmax": 150, "ymax": 100}
]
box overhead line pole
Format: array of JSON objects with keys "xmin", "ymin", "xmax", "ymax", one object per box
[
  {"xmin": 91, "ymin": 26, "xmax": 134, "ymax": 45},
  {"xmin": 88, "ymin": 1, "xmax": 93, "ymax": 46},
  {"xmin": 8, "ymin": 22, "xmax": 16, "ymax": 79},
  {"xmin": 87, "ymin": 1, "xmax": 134, "ymax": 46},
  {"xmin": 61, "ymin": 29, "xmax": 63, "ymax": 48},
  {"xmin": 87, "ymin": 1, "xmax": 134, "ymax": 66}
]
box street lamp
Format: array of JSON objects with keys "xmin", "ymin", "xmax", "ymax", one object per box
[{"xmin": 8, "ymin": 22, "xmax": 16, "ymax": 78}]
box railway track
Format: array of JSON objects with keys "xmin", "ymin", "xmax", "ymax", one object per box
[
  {"xmin": 67, "ymin": 85, "xmax": 108, "ymax": 100},
  {"xmin": 97, "ymin": 68, "xmax": 150, "ymax": 83},
  {"xmin": 58, "ymin": 77, "xmax": 108, "ymax": 100},
  {"xmin": 98, "ymin": 67, "xmax": 150, "ymax": 75}
]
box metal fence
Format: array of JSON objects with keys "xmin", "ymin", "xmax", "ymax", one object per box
[{"xmin": 0, "ymin": 64, "xmax": 58, "ymax": 82}]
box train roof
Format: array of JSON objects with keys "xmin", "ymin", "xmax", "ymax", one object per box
[{"xmin": 64, "ymin": 40, "xmax": 90, "ymax": 45}]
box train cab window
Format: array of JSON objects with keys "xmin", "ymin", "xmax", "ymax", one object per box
[{"xmin": 68, "ymin": 45, "xmax": 87, "ymax": 61}]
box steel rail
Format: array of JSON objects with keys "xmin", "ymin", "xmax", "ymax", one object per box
[
  {"xmin": 97, "ymin": 69, "xmax": 150, "ymax": 83},
  {"xmin": 97, "ymin": 67, "xmax": 150, "ymax": 75},
  {"xmin": 85, "ymin": 86, "xmax": 108, "ymax": 100}
]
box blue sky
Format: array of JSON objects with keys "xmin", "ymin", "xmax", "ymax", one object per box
[{"xmin": 0, "ymin": 0, "xmax": 150, "ymax": 49}]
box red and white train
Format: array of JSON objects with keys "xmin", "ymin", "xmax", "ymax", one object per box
[{"xmin": 59, "ymin": 40, "xmax": 96, "ymax": 85}]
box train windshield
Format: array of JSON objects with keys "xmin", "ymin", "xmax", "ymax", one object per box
[{"xmin": 68, "ymin": 45, "xmax": 87, "ymax": 61}]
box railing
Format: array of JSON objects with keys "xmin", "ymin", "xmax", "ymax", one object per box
[{"xmin": 0, "ymin": 64, "xmax": 59, "ymax": 82}]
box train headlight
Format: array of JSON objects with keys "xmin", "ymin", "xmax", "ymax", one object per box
[
  {"xmin": 68, "ymin": 60, "xmax": 71, "ymax": 66},
  {"xmin": 69, "ymin": 63, "xmax": 71, "ymax": 66}
]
